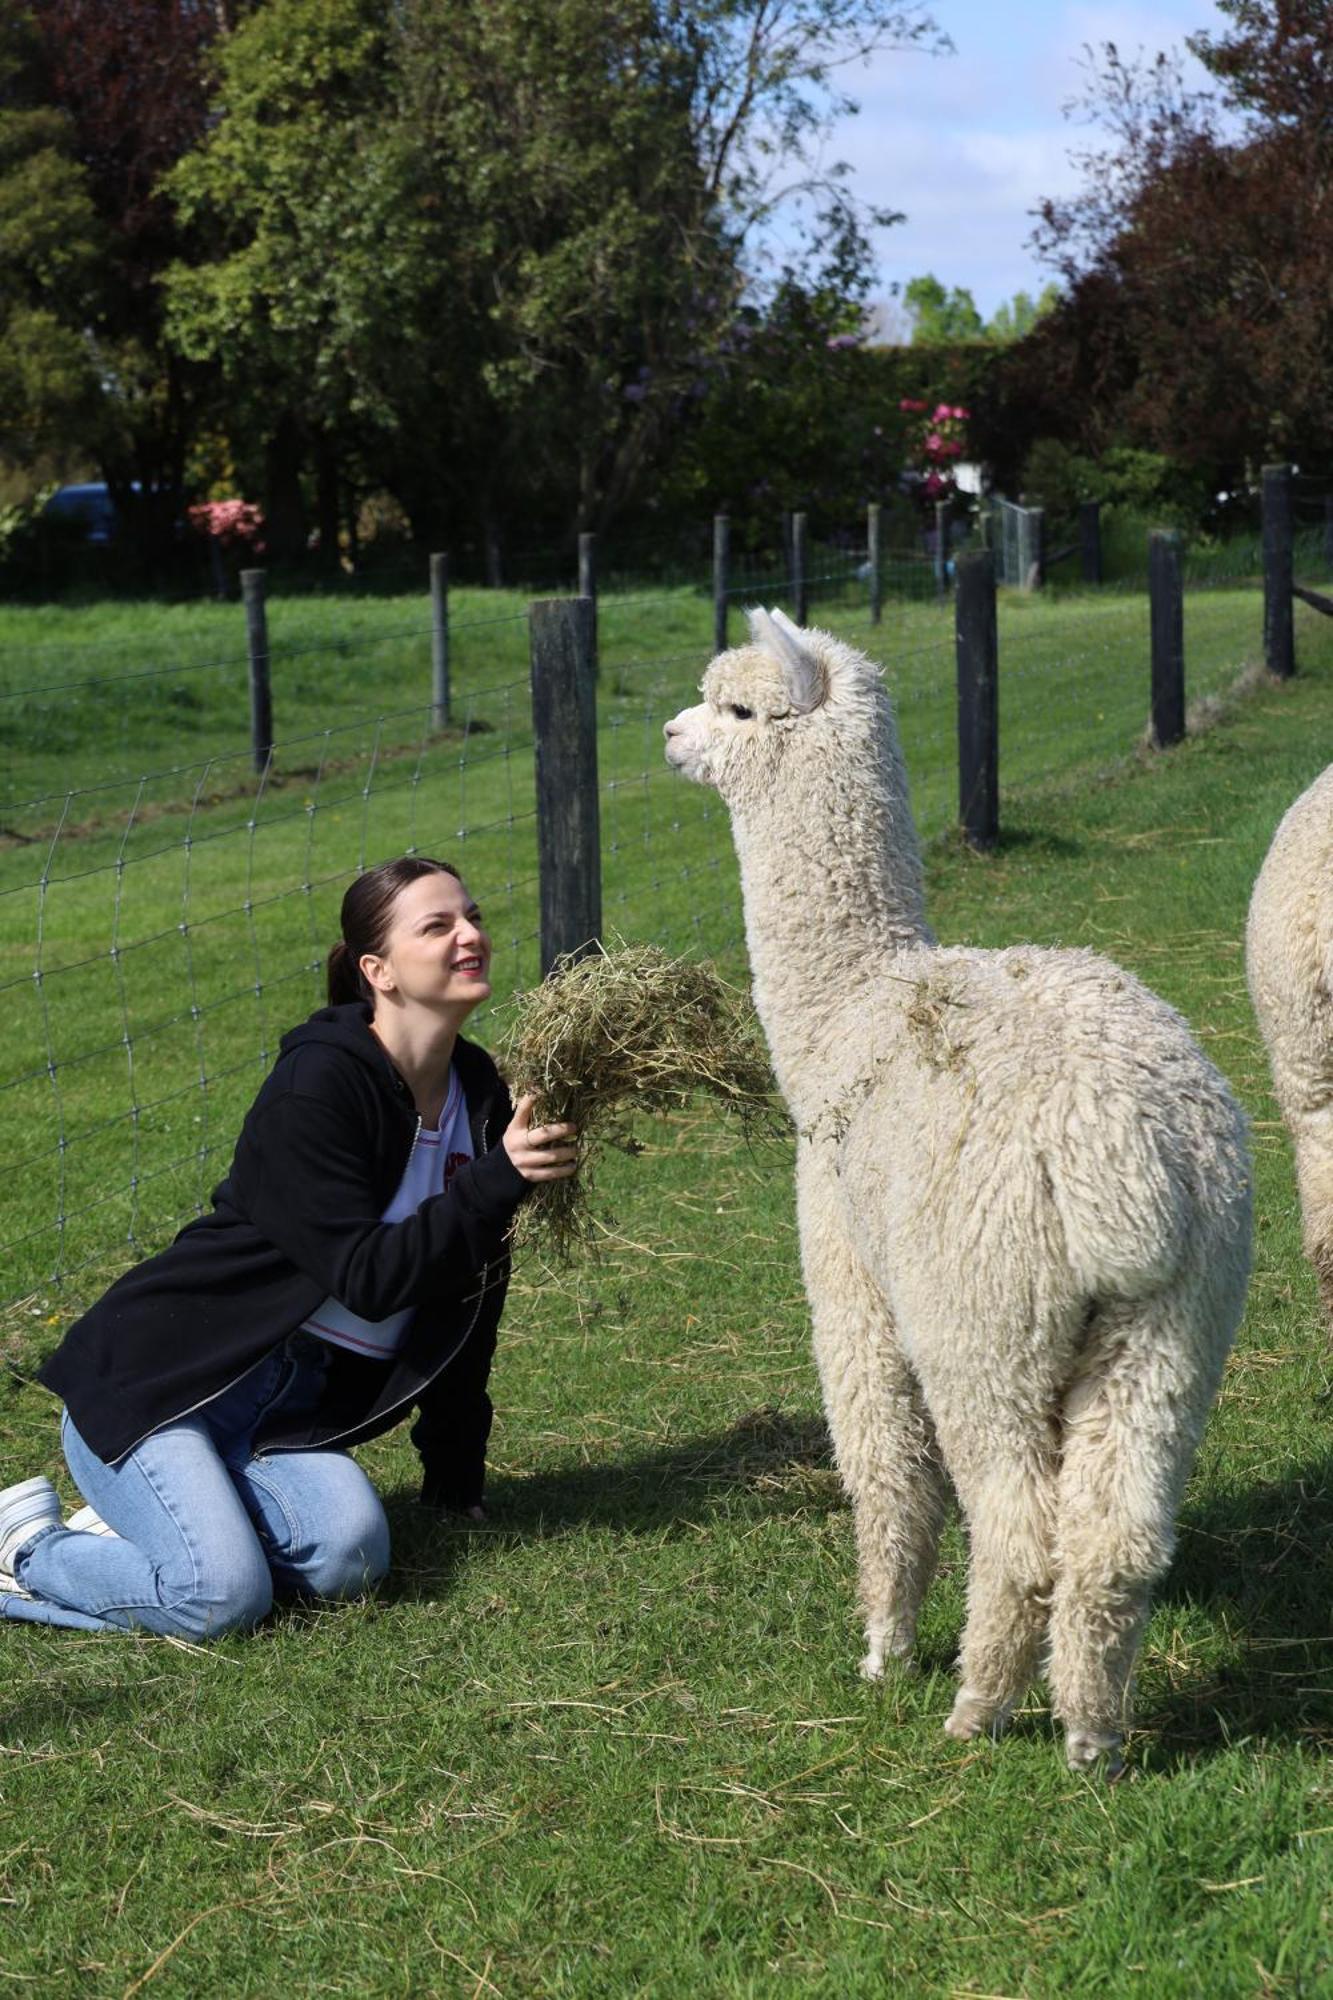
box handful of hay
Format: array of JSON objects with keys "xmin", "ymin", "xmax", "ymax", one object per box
[{"xmin": 494, "ymin": 942, "xmax": 788, "ymax": 1262}]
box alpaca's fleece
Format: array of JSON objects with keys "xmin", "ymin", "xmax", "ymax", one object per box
[
  {"xmin": 1247, "ymin": 761, "xmax": 1333, "ymax": 1320},
  {"xmin": 665, "ymin": 610, "xmax": 1252, "ymax": 1776}
]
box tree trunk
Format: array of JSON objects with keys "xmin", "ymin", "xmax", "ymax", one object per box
[
  {"xmin": 315, "ymin": 433, "xmax": 340, "ymax": 573},
  {"xmin": 264, "ymin": 411, "xmax": 307, "ymax": 562},
  {"xmin": 480, "ymin": 497, "xmax": 503, "ymax": 587}
]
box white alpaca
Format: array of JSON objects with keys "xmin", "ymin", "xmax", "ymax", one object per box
[
  {"xmin": 664, "ymin": 610, "xmax": 1252, "ymax": 1773},
  {"xmin": 1247, "ymin": 761, "xmax": 1333, "ymax": 1325}
]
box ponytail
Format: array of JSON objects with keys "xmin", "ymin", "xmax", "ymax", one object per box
[{"xmin": 326, "ymin": 939, "xmax": 367, "ymax": 1006}]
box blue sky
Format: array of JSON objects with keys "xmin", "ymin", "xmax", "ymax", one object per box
[{"xmin": 814, "ymin": 0, "xmax": 1230, "ymax": 323}]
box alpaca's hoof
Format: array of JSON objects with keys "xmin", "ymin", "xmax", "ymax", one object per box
[
  {"xmin": 944, "ymin": 1690, "xmax": 1009, "ymax": 1741},
  {"xmin": 859, "ymin": 1624, "xmax": 917, "ymax": 1682},
  {"xmin": 1065, "ymin": 1727, "xmax": 1124, "ymax": 1780},
  {"xmin": 859, "ymin": 1648, "xmax": 917, "ymax": 1683}
]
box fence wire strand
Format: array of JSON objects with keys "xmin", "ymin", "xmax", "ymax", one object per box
[{"xmin": 0, "ymin": 547, "xmax": 1313, "ymax": 1313}]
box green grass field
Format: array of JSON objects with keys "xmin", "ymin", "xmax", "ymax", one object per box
[
  {"xmin": 1, "ymin": 579, "xmax": 1332, "ymax": 1995},
  {"xmin": 0, "ymin": 577, "xmax": 1286, "ymax": 1308}
]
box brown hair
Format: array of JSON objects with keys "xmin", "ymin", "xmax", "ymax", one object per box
[{"xmin": 327, "ymin": 856, "xmax": 462, "ymax": 1006}]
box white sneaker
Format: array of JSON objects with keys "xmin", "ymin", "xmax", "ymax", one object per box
[
  {"xmin": 0, "ymin": 1476, "xmax": 63, "ymax": 1592},
  {"xmin": 67, "ymin": 1504, "xmax": 118, "ymax": 1539}
]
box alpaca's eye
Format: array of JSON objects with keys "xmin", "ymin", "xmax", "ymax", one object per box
[{"xmin": 729, "ymin": 704, "xmax": 755, "ymax": 721}]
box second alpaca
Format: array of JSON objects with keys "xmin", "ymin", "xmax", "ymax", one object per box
[{"xmin": 1247, "ymin": 760, "xmax": 1333, "ymax": 1326}]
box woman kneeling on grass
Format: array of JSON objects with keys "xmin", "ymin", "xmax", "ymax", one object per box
[{"xmin": 0, "ymin": 856, "xmax": 577, "ymax": 1638}]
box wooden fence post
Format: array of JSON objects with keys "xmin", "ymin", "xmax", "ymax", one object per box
[
  {"xmin": 529, "ymin": 597, "xmax": 601, "ymax": 974},
  {"xmin": 1148, "ymin": 530, "xmax": 1185, "ymax": 748},
  {"xmin": 934, "ymin": 501, "xmax": 950, "ymax": 598},
  {"xmin": 792, "ymin": 510, "xmax": 808, "ymax": 625},
  {"xmin": 867, "ymin": 501, "xmax": 882, "ymax": 626},
  {"xmin": 955, "ymin": 549, "xmax": 998, "ymax": 850},
  {"xmin": 577, "ymin": 531, "xmax": 598, "ymax": 679},
  {"xmin": 1080, "ymin": 501, "xmax": 1102, "ymax": 585},
  {"xmin": 241, "ymin": 568, "xmax": 272, "ymax": 774},
  {"xmin": 430, "ymin": 551, "xmax": 450, "ymax": 730},
  {"xmin": 1324, "ymin": 494, "xmax": 1333, "ymax": 575},
  {"xmin": 713, "ymin": 513, "xmax": 730, "ymax": 654},
  {"xmin": 1263, "ymin": 463, "xmax": 1295, "ymax": 679}
]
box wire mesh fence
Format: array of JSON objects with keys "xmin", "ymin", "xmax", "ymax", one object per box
[
  {"xmin": 0, "ymin": 686, "xmax": 546, "ymax": 1311},
  {"xmin": 3, "ymin": 504, "xmax": 1329, "ymax": 1316}
]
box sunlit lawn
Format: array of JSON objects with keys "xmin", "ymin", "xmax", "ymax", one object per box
[{"xmin": 1, "ymin": 580, "xmax": 1331, "ymax": 1994}]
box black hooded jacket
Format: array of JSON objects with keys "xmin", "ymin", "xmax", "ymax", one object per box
[{"xmin": 39, "ymin": 1004, "xmax": 530, "ymax": 1506}]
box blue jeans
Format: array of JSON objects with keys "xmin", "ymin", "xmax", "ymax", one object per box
[{"xmin": 2, "ymin": 1335, "xmax": 390, "ymax": 1638}]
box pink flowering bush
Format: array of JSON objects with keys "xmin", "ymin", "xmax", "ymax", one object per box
[
  {"xmin": 187, "ymin": 499, "xmax": 266, "ymax": 552},
  {"xmin": 900, "ymin": 399, "xmax": 970, "ymax": 502}
]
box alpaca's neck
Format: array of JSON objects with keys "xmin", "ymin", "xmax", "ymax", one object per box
[{"xmin": 728, "ymin": 735, "xmax": 934, "ymax": 1099}]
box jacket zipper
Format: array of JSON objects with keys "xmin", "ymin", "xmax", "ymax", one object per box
[{"xmin": 265, "ymin": 1259, "xmax": 496, "ymax": 1456}]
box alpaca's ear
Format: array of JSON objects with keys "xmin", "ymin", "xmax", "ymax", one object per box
[{"xmin": 746, "ymin": 606, "xmax": 825, "ymax": 713}]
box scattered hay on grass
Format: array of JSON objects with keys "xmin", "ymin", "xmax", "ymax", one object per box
[{"xmin": 495, "ymin": 942, "xmax": 788, "ymax": 1263}]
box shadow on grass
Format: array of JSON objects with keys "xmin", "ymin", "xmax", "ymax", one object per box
[
  {"xmin": 381, "ymin": 1402, "xmax": 837, "ymax": 1599},
  {"xmin": 385, "ymin": 1416, "xmax": 1331, "ymax": 1761},
  {"xmin": 930, "ymin": 823, "xmax": 1087, "ymax": 865},
  {"xmin": 5, "ymin": 1396, "xmax": 1318, "ymax": 1762},
  {"xmin": 1142, "ymin": 1458, "xmax": 1333, "ymax": 1760},
  {"xmin": 6, "ymin": 1411, "xmax": 1318, "ymax": 1772}
]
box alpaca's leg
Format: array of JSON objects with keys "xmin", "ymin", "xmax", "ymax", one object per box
[
  {"xmin": 840, "ymin": 1348, "xmax": 948, "ymax": 1680},
  {"xmin": 812, "ymin": 1282, "xmax": 948, "ymax": 1678},
  {"xmin": 1047, "ymin": 1300, "xmax": 1225, "ymax": 1776},
  {"xmin": 799, "ymin": 1182, "xmax": 948, "ymax": 1676},
  {"xmin": 1288, "ymin": 1107, "xmax": 1333, "ymax": 1331},
  {"xmin": 925, "ymin": 1406, "xmax": 1059, "ymax": 1743}
]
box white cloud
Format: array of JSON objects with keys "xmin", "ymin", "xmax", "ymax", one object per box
[
  {"xmin": 805, "ymin": 0, "xmax": 1228, "ymax": 315},
  {"xmin": 828, "ymin": 116, "xmax": 1080, "ymax": 315}
]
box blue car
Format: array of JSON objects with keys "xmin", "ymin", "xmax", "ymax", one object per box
[{"xmin": 42, "ymin": 482, "xmax": 120, "ymax": 544}]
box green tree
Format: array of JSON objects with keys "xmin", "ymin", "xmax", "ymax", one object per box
[
  {"xmin": 166, "ymin": 0, "xmax": 407, "ymax": 556},
  {"xmin": 660, "ymin": 268, "xmax": 887, "ymax": 532},
  {"xmin": 1010, "ymin": 6, "xmax": 1333, "ymax": 500},
  {"xmin": 165, "ymin": 0, "xmax": 945, "ymax": 556},
  {"xmin": 902, "ymin": 273, "xmax": 985, "ymax": 344},
  {"xmin": 986, "ymin": 283, "xmax": 1059, "ymax": 344},
  {"xmin": 0, "ymin": 15, "xmax": 104, "ymax": 471},
  {"xmin": 396, "ymin": 0, "xmax": 739, "ymax": 544},
  {"xmin": 901, "ymin": 274, "xmax": 1058, "ymax": 348},
  {"xmin": 0, "ymin": 3, "xmax": 239, "ymax": 563}
]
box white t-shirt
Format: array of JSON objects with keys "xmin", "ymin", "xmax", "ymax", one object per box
[{"xmin": 301, "ymin": 1066, "xmax": 474, "ymax": 1359}]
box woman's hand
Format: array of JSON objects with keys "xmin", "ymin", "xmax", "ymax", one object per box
[{"xmin": 503, "ymin": 1094, "xmax": 579, "ymax": 1182}]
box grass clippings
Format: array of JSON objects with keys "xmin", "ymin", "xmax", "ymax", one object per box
[{"xmin": 496, "ymin": 941, "xmax": 787, "ymax": 1262}]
